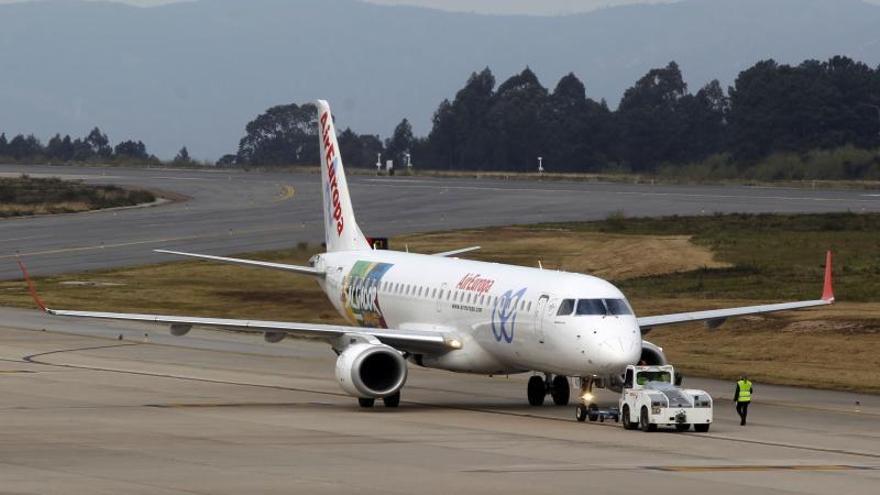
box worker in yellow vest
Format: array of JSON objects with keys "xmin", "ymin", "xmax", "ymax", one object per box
[{"xmin": 734, "ymin": 374, "xmax": 753, "ymax": 426}]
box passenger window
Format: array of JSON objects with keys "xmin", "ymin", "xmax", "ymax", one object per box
[
  {"xmin": 527, "ymin": 301, "xmax": 532, "ymax": 312},
  {"xmin": 418, "ymin": 287, "xmax": 423, "ymax": 297},
  {"xmin": 557, "ymin": 299, "xmax": 575, "ymax": 316}
]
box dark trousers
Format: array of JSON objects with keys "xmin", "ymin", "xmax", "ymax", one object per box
[{"xmin": 736, "ymin": 401, "xmax": 750, "ymax": 425}]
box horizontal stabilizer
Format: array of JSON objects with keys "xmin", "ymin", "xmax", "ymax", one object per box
[
  {"xmin": 154, "ymin": 249, "xmax": 323, "ymax": 277},
  {"xmin": 433, "ymin": 246, "xmax": 481, "ymax": 257}
]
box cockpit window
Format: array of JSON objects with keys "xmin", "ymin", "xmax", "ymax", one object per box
[
  {"xmin": 557, "ymin": 299, "xmax": 575, "ymax": 316},
  {"xmin": 575, "ymin": 299, "xmax": 606, "ymax": 315},
  {"xmin": 574, "ymin": 299, "xmax": 633, "ymax": 316},
  {"xmin": 604, "ymin": 299, "xmax": 633, "ymax": 315}
]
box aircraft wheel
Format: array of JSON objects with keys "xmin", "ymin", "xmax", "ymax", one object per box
[
  {"xmin": 527, "ymin": 376, "xmax": 545, "ymax": 406},
  {"xmin": 550, "ymin": 375, "xmax": 570, "ymax": 406},
  {"xmin": 383, "ymin": 392, "xmax": 400, "ymax": 408},
  {"xmin": 575, "ymin": 404, "xmax": 588, "ymax": 422},
  {"xmin": 358, "ymin": 398, "xmax": 375, "ymax": 408}
]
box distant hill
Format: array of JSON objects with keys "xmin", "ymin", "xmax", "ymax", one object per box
[{"xmin": 1, "ymin": 0, "xmax": 879, "ymax": 159}]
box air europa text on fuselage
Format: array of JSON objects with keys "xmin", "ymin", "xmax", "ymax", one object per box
[
  {"xmin": 457, "ymin": 273, "xmax": 495, "ymax": 294},
  {"xmin": 321, "ymin": 111, "xmax": 344, "ymax": 236}
]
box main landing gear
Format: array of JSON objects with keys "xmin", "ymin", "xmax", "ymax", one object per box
[{"xmin": 527, "ymin": 373, "xmax": 571, "ymax": 406}]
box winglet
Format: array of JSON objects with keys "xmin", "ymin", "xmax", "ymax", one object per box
[
  {"xmin": 16, "ymin": 257, "xmax": 48, "ymax": 312},
  {"xmin": 821, "ymin": 250, "xmax": 834, "ymax": 303}
]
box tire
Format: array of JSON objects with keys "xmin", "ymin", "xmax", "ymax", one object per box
[
  {"xmin": 358, "ymin": 398, "xmax": 375, "ymax": 408},
  {"xmin": 587, "ymin": 403, "xmax": 599, "ymax": 422},
  {"xmin": 550, "ymin": 375, "xmax": 570, "ymax": 406},
  {"xmin": 694, "ymin": 423, "xmax": 710, "ymax": 433},
  {"xmin": 675, "ymin": 423, "xmax": 690, "ymax": 432},
  {"xmin": 622, "ymin": 406, "xmax": 637, "ymax": 430},
  {"xmin": 640, "ymin": 407, "xmax": 656, "ymax": 432},
  {"xmin": 575, "ymin": 404, "xmax": 587, "ymax": 422},
  {"xmin": 527, "ymin": 376, "xmax": 545, "ymax": 406},
  {"xmin": 383, "ymin": 392, "xmax": 400, "ymax": 408}
]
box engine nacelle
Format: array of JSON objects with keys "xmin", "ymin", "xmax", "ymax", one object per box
[
  {"xmin": 606, "ymin": 340, "xmax": 668, "ymax": 391},
  {"xmin": 335, "ymin": 343, "xmax": 407, "ymax": 398},
  {"xmin": 639, "ymin": 340, "xmax": 668, "ymax": 366}
]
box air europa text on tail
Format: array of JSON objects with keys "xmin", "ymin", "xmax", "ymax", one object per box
[{"xmin": 321, "ymin": 111, "xmax": 344, "ymax": 236}]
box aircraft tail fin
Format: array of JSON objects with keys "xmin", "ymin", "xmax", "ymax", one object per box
[{"xmin": 316, "ymin": 100, "xmax": 370, "ymax": 253}]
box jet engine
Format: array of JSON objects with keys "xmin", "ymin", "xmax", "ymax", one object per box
[
  {"xmin": 335, "ymin": 343, "xmax": 408, "ymax": 398},
  {"xmin": 639, "ymin": 340, "xmax": 668, "ymax": 366},
  {"xmin": 605, "ymin": 340, "xmax": 668, "ymax": 391}
]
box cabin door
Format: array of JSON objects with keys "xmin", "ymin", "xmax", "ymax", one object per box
[{"xmin": 534, "ymin": 294, "xmax": 550, "ymax": 344}]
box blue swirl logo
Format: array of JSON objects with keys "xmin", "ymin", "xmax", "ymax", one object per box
[{"xmin": 491, "ymin": 287, "xmax": 527, "ymax": 343}]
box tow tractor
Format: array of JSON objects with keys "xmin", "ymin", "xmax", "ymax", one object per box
[{"xmin": 575, "ymin": 364, "xmax": 713, "ymax": 432}]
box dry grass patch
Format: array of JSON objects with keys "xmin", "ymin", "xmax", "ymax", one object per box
[{"xmin": 396, "ymin": 226, "xmax": 728, "ymax": 280}]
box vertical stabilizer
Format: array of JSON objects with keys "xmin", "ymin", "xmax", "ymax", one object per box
[{"xmin": 316, "ymin": 100, "xmax": 370, "ymax": 252}]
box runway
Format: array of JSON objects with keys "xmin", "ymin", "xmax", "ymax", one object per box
[
  {"xmin": 2, "ymin": 164, "xmax": 879, "ymax": 279},
  {"xmin": 0, "ymin": 307, "xmax": 877, "ymax": 494}
]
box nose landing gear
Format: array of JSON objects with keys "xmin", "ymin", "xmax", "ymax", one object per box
[
  {"xmin": 574, "ymin": 376, "xmax": 619, "ymax": 423},
  {"xmin": 527, "ymin": 373, "xmax": 571, "ymax": 406}
]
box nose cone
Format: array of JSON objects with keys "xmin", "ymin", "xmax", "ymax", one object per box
[{"xmin": 594, "ymin": 331, "xmax": 641, "ymax": 371}]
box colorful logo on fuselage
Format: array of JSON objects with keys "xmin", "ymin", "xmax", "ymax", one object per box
[
  {"xmin": 342, "ymin": 261, "xmax": 393, "ymax": 328},
  {"xmin": 491, "ymin": 287, "xmax": 527, "ymax": 343}
]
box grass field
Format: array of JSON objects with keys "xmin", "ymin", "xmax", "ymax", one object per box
[
  {"xmin": 0, "ymin": 175, "xmax": 156, "ymax": 217},
  {"xmin": 1, "ymin": 212, "xmax": 878, "ymax": 393}
]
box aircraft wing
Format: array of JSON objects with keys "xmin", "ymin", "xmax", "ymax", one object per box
[
  {"xmin": 154, "ymin": 249, "xmax": 323, "ymax": 277},
  {"xmin": 43, "ymin": 308, "xmax": 458, "ymax": 354},
  {"xmin": 637, "ymin": 251, "xmax": 835, "ymax": 331},
  {"xmin": 17, "ymin": 259, "xmax": 455, "ymax": 355}
]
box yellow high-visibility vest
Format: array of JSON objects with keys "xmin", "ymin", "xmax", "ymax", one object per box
[{"xmin": 737, "ymin": 380, "xmax": 752, "ymax": 402}]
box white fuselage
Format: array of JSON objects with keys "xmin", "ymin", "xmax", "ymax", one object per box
[{"xmin": 313, "ymin": 249, "xmax": 643, "ymax": 377}]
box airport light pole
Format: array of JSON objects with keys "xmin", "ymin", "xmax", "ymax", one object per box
[
  {"xmin": 537, "ymin": 156, "xmax": 544, "ymax": 174},
  {"xmin": 376, "ymin": 153, "xmax": 382, "ymax": 175}
]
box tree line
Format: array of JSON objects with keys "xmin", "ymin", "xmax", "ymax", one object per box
[
  {"xmin": 0, "ymin": 128, "xmax": 195, "ymax": 166},
  {"xmin": 4, "ymin": 55, "xmax": 878, "ymax": 179},
  {"xmin": 229, "ymin": 56, "xmax": 880, "ymax": 179}
]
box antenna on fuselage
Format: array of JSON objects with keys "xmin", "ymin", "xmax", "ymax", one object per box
[{"xmin": 538, "ymin": 260, "xmax": 543, "ymax": 270}]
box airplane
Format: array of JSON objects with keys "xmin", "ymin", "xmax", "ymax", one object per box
[{"xmin": 19, "ymin": 100, "xmax": 836, "ymax": 409}]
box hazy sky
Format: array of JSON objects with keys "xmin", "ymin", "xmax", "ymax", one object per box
[
  {"xmin": 0, "ymin": 0, "xmax": 690, "ymax": 15},
  {"xmin": 2, "ymin": 0, "xmax": 879, "ymax": 15}
]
